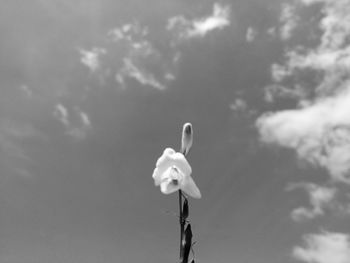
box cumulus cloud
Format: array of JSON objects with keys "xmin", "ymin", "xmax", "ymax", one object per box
[
  {"xmin": 54, "ymin": 104, "xmax": 92, "ymax": 140},
  {"xmin": 274, "ymin": 0, "xmax": 350, "ymax": 94},
  {"xmin": 257, "ymin": 86, "xmax": 350, "ymax": 183},
  {"xmin": 293, "ymin": 231, "xmax": 350, "ymax": 263},
  {"xmin": 287, "ymin": 183, "xmax": 337, "ymax": 221},
  {"xmin": 167, "ymin": 3, "xmax": 230, "ymax": 41},
  {"xmin": 259, "ymin": 0, "xmax": 350, "ymax": 184}
]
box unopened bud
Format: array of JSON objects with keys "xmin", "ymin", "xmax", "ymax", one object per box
[{"xmin": 181, "ymin": 123, "xmax": 193, "ymax": 156}]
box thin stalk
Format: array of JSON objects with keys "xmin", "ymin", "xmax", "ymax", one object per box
[{"xmin": 179, "ymin": 189, "xmax": 184, "ymax": 261}]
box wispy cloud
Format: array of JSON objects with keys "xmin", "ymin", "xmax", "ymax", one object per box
[
  {"xmin": 0, "ymin": 119, "xmax": 44, "ymax": 177},
  {"xmin": 54, "ymin": 104, "xmax": 69, "ymax": 127},
  {"xmin": 229, "ymin": 98, "xmax": 248, "ymax": 112},
  {"xmin": 119, "ymin": 58, "xmax": 165, "ymax": 90},
  {"xmin": 279, "ymin": 3, "xmax": 299, "ymax": 40},
  {"xmin": 167, "ymin": 3, "xmax": 230, "ymax": 41},
  {"xmin": 264, "ymin": 84, "xmax": 307, "ymax": 103},
  {"xmin": 287, "ymin": 183, "xmax": 337, "ymax": 221},
  {"xmin": 293, "ymin": 231, "xmax": 350, "ymax": 263},
  {"xmin": 81, "ymin": 21, "xmax": 178, "ymax": 90},
  {"xmin": 246, "ymin": 27, "xmax": 257, "ymax": 42},
  {"xmin": 79, "ymin": 48, "xmax": 106, "ymax": 72},
  {"xmin": 54, "ymin": 104, "xmax": 92, "ymax": 140}
]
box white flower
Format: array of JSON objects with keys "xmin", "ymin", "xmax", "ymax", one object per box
[{"xmin": 152, "ymin": 148, "xmax": 201, "ymax": 199}]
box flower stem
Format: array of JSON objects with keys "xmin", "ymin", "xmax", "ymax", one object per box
[{"xmin": 179, "ymin": 189, "xmax": 184, "ymax": 261}]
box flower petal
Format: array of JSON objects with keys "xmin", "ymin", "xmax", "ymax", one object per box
[
  {"xmin": 152, "ymin": 148, "xmax": 175, "ymax": 185},
  {"xmin": 180, "ymin": 174, "xmax": 201, "ymax": 199},
  {"xmin": 171, "ymin": 152, "xmax": 192, "ymax": 176},
  {"xmin": 160, "ymin": 177, "xmax": 180, "ymax": 194}
]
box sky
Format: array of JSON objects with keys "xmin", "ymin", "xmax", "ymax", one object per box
[{"xmin": 0, "ymin": 0, "xmax": 350, "ymax": 262}]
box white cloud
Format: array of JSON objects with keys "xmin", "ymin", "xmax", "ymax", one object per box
[
  {"xmin": 54, "ymin": 104, "xmax": 69, "ymax": 127},
  {"xmin": 287, "ymin": 183, "xmax": 337, "ymax": 221},
  {"xmin": 246, "ymin": 27, "xmax": 257, "ymax": 42},
  {"xmin": 119, "ymin": 58, "xmax": 165, "ymax": 90},
  {"xmin": 279, "ymin": 3, "xmax": 299, "ymax": 40},
  {"xmin": 264, "ymin": 84, "xmax": 307, "ymax": 103},
  {"xmin": 79, "ymin": 111, "xmax": 91, "ymax": 128},
  {"xmin": 54, "ymin": 104, "xmax": 92, "ymax": 140},
  {"xmin": 84, "ymin": 21, "xmax": 177, "ymax": 90},
  {"xmin": 259, "ymin": 0, "xmax": 350, "ymax": 183},
  {"xmin": 270, "ymin": 63, "xmax": 291, "ymax": 83},
  {"xmin": 293, "ymin": 231, "xmax": 350, "ymax": 263},
  {"xmin": 229, "ymin": 98, "xmax": 248, "ymax": 112},
  {"xmin": 167, "ymin": 3, "xmax": 230, "ymax": 41},
  {"xmin": 259, "ymin": 0, "xmax": 350, "ymax": 258},
  {"xmin": 79, "ymin": 48, "xmax": 106, "ymax": 72},
  {"xmin": 108, "ymin": 22, "xmax": 148, "ymax": 42},
  {"xmin": 275, "ymin": 0, "xmax": 350, "ymax": 94},
  {"xmin": 257, "ymin": 86, "xmax": 350, "ymax": 183}
]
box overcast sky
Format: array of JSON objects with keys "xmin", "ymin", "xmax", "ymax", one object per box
[{"xmin": 1, "ymin": 0, "xmax": 350, "ymax": 263}]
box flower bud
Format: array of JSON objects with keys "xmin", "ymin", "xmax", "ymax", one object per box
[{"xmin": 181, "ymin": 123, "xmax": 193, "ymax": 156}]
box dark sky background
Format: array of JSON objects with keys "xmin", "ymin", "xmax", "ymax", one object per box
[{"xmin": 0, "ymin": 1, "xmax": 350, "ymax": 263}]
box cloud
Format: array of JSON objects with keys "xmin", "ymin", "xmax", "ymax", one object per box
[
  {"xmin": 264, "ymin": 84, "xmax": 307, "ymax": 103},
  {"xmin": 54, "ymin": 104, "xmax": 69, "ymax": 127},
  {"xmin": 0, "ymin": 119, "xmax": 45, "ymax": 177},
  {"xmin": 79, "ymin": 48, "xmax": 106, "ymax": 72},
  {"xmin": 246, "ymin": 27, "xmax": 257, "ymax": 42},
  {"xmin": 167, "ymin": 3, "xmax": 230, "ymax": 41},
  {"xmin": 270, "ymin": 63, "xmax": 292, "ymax": 83},
  {"xmin": 257, "ymin": 0, "xmax": 350, "ymax": 259},
  {"xmin": 108, "ymin": 22, "xmax": 149, "ymax": 43},
  {"xmin": 229, "ymin": 98, "xmax": 248, "ymax": 112},
  {"xmin": 257, "ymin": 86, "xmax": 350, "ymax": 184},
  {"xmin": 82, "ymin": 21, "xmax": 177, "ymax": 90},
  {"xmin": 274, "ymin": 0, "xmax": 350, "ymax": 94},
  {"xmin": 118, "ymin": 58, "xmax": 165, "ymax": 90},
  {"xmin": 20, "ymin": 85, "xmax": 33, "ymax": 98},
  {"xmin": 286, "ymin": 183, "xmax": 337, "ymax": 221},
  {"xmin": 54, "ymin": 104, "xmax": 92, "ymax": 140},
  {"xmin": 79, "ymin": 111, "xmax": 91, "ymax": 128},
  {"xmin": 258, "ymin": 0, "xmax": 350, "ymax": 183},
  {"xmin": 279, "ymin": 3, "xmax": 299, "ymax": 40},
  {"xmin": 293, "ymin": 231, "xmax": 350, "ymax": 263}
]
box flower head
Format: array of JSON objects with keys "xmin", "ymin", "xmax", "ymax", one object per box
[{"xmin": 152, "ymin": 148, "xmax": 201, "ymax": 199}]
